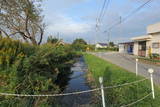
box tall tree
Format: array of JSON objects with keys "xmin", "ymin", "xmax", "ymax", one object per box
[
  {"xmin": 0, "ymin": 0, "xmax": 45, "ymax": 45},
  {"xmin": 47, "ymin": 36, "xmax": 59, "ymax": 44},
  {"xmin": 72, "ymin": 38, "xmax": 87, "ymax": 45},
  {"xmin": 109, "ymin": 42, "xmax": 115, "ymax": 47}
]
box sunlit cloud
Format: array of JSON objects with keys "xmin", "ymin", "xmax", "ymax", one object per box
[{"xmin": 46, "ymin": 14, "xmax": 92, "ymax": 35}]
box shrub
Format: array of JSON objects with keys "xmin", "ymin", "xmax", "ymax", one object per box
[
  {"xmin": 152, "ymin": 53, "xmax": 160, "ymax": 59},
  {"xmin": 0, "ymin": 37, "xmax": 36, "ymax": 69},
  {"xmin": 0, "ymin": 37, "xmax": 76, "ymax": 106},
  {"xmin": 71, "ymin": 44, "xmax": 87, "ymax": 52},
  {"xmin": 97, "ymin": 47, "xmax": 118, "ymax": 51},
  {"xmin": 71, "ymin": 38, "xmax": 88, "ymax": 52}
]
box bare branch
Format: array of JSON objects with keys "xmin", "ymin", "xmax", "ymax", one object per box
[
  {"xmin": 0, "ymin": 28, "xmax": 10, "ymax": 37},
  {"xmin": 0, "ymin": 0, "xmax": 45, "ymax": 45},
  {"xmin": 38, "ymin": 25, "xmax": 44, "ymax": 45}
]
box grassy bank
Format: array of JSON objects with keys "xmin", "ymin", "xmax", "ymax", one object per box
[{"xmin": 84, "ymin": 53, "xmax": 160, "ymax": 107}]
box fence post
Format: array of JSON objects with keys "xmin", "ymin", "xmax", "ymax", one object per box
[
  {"xmin": 148, "ymin": 68, "xmax": 155, "ymax": 99},
  {"xmin": 99, "ymin": 77, "xmax": 106, "ymax": 107},
  {"xmin": 136, "ymin": 58, "xmax": 138, "ymax": 76}
]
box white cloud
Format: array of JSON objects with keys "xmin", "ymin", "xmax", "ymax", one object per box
[
  {"xmin": 46, "ymin": 14, "xmax": 92, "ymax": 35},
  {"xmin": 43, "ymin": 0, "xmax": 90, "ymax": 11},
  {"xmin": 61, "ymin": 0, "xmax": 89, "ymax": 5},
  {"xmin": 42, "ymin": 0, "xmax": 160, "ymax": 43}
]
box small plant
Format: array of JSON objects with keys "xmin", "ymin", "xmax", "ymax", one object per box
[{"xmin": 152, "ymin": 53, "xmax": 160, "ymax": 59}]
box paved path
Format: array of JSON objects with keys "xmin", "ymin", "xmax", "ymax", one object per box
[{"xmin": 91, "ymin": 52, "xmax": 160, "ymax": 86}]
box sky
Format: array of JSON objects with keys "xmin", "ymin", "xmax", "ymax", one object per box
[{"xmin": 42, "ymin": 0, "xmax": 160, "ymax": 44}]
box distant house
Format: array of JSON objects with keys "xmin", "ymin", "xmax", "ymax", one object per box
[
  {"xmin": 96, "ymin": 43, "xmax": 108, "ymax": 48},
  {"xmin": 119, "ymin": 42, "xmax": 134, "ymax": 54},
  {"xmin": 131, "ymin": 22, "xmax": 160, "ymax": 57}
]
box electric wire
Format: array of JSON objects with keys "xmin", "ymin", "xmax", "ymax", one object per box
[
  {"xmin": 96, "ymin": 0, "xmax": 111, "ymax": 30},
  {"xmin": 97, "ymin": 0, "xmax": 110, "ymax": 24},
  {"xmin": 104, "ymin": 0, "xmax": 153, "ymax": 33}
]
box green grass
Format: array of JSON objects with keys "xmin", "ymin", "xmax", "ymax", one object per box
[{"xmin": 84, "ymin": 53, "xmax": 160, "ymax": 107}]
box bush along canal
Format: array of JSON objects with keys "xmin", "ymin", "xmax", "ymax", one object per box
[{"xmin": 55, "ymin": 56, "xmax": 95, "ymax": 107}]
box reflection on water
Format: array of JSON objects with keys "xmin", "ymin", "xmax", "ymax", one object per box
[{"xmin": 58, "ymin": 56, "xmax": 92, "ymax": 107}]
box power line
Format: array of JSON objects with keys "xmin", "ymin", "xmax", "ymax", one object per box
[
  {"xmin": 95, "ymin": 0, "xmax": 111, "ymax": 47},
  {"xmin": 97, "ymin": 0, "xmax": 110, "ymax": 24},
  {"xmin": 101, "ymin": 0, "xmax": 110, "ymax": 22},
  {"xmin": 104, "ymin": 0, "xmax": 153, "ymax": 33},
  {"xmin": 96, "ymin": 0, "xmax": 110, "ymax": 29},
  {"xmin": 96, "ymin": 0, "xmax": 107, "ymax": 26}
]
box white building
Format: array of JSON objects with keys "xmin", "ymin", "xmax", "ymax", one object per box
[
  {"xmin": 96, "ymin": 43, "xmax": 108, "ymax": 49},
  {"xmin": 131, "ymin": 22, "xmax": 160, "ymax": 57}
]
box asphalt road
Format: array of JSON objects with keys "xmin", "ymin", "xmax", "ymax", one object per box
[{"xmin": 90, "ymin": 52, "xmax": 160, "ymax": 86}]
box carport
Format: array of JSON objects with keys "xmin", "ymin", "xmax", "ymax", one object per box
[{"xmin": 119, "ymin": 42, "xmax": 134, "ymax": 54}]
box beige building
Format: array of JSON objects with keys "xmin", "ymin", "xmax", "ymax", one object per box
[{"xmin": 131, "ymin": 22, "xmax": 160, "ymax": 57}]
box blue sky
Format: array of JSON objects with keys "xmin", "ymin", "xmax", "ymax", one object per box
[{"xmin": 42, "ymin": 0, "xmax": 160, "ymax": 44}]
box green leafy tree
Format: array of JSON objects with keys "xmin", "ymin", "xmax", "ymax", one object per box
[
  {"xmin": 72, "ymin": 38, "xmax": 87, "ymax": 51},
  {"xmin": 109, "ymin": 42, "xmax": 115, "ymax": 47},
  {"xmin": 47, "ymin": 36, "xmax": 59, "ymax": 44},
  {"xmin": 72, "ymin": 38, "xmax": 87, "ymax": 45}
]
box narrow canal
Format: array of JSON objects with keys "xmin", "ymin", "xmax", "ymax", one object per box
[{"xmin": 58, "ymin": 56, "xmax": 93, "ymax": 107}]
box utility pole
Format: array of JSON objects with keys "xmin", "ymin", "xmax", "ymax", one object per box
[
  {"xmin": 117, "ymin": 16, "xmax": 122, "ymax": 44},
  {"xmin": 57, "ymin": 32, "xmax": 60, "ymax": 40},
  {"xmin": 95, "ymin": 18, "xmax": 100, "ymax": 51},
  {"xmin": 107, "ymin": 30, "xmax": 110, "ymax": 44}
]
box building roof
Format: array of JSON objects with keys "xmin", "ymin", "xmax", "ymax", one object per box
[
  {"xmin": 131, "ymin": 35, "xmax": 152, "ymax": 41},
  {"xmin": 147, "ymin": 22, "xmax": 160, "ymax": 34},
  {"xmin": 97, "ymin": 43, "xmax": 108, "ymax": 46},
  {"xmin": 119, "ymin": 42, "xmax": 134, "ymax": 45}
]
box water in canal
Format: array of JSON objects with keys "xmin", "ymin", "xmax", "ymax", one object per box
[{"xmin": 58, "ymin": 56, "xmax": 92, "ymax": 107}]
